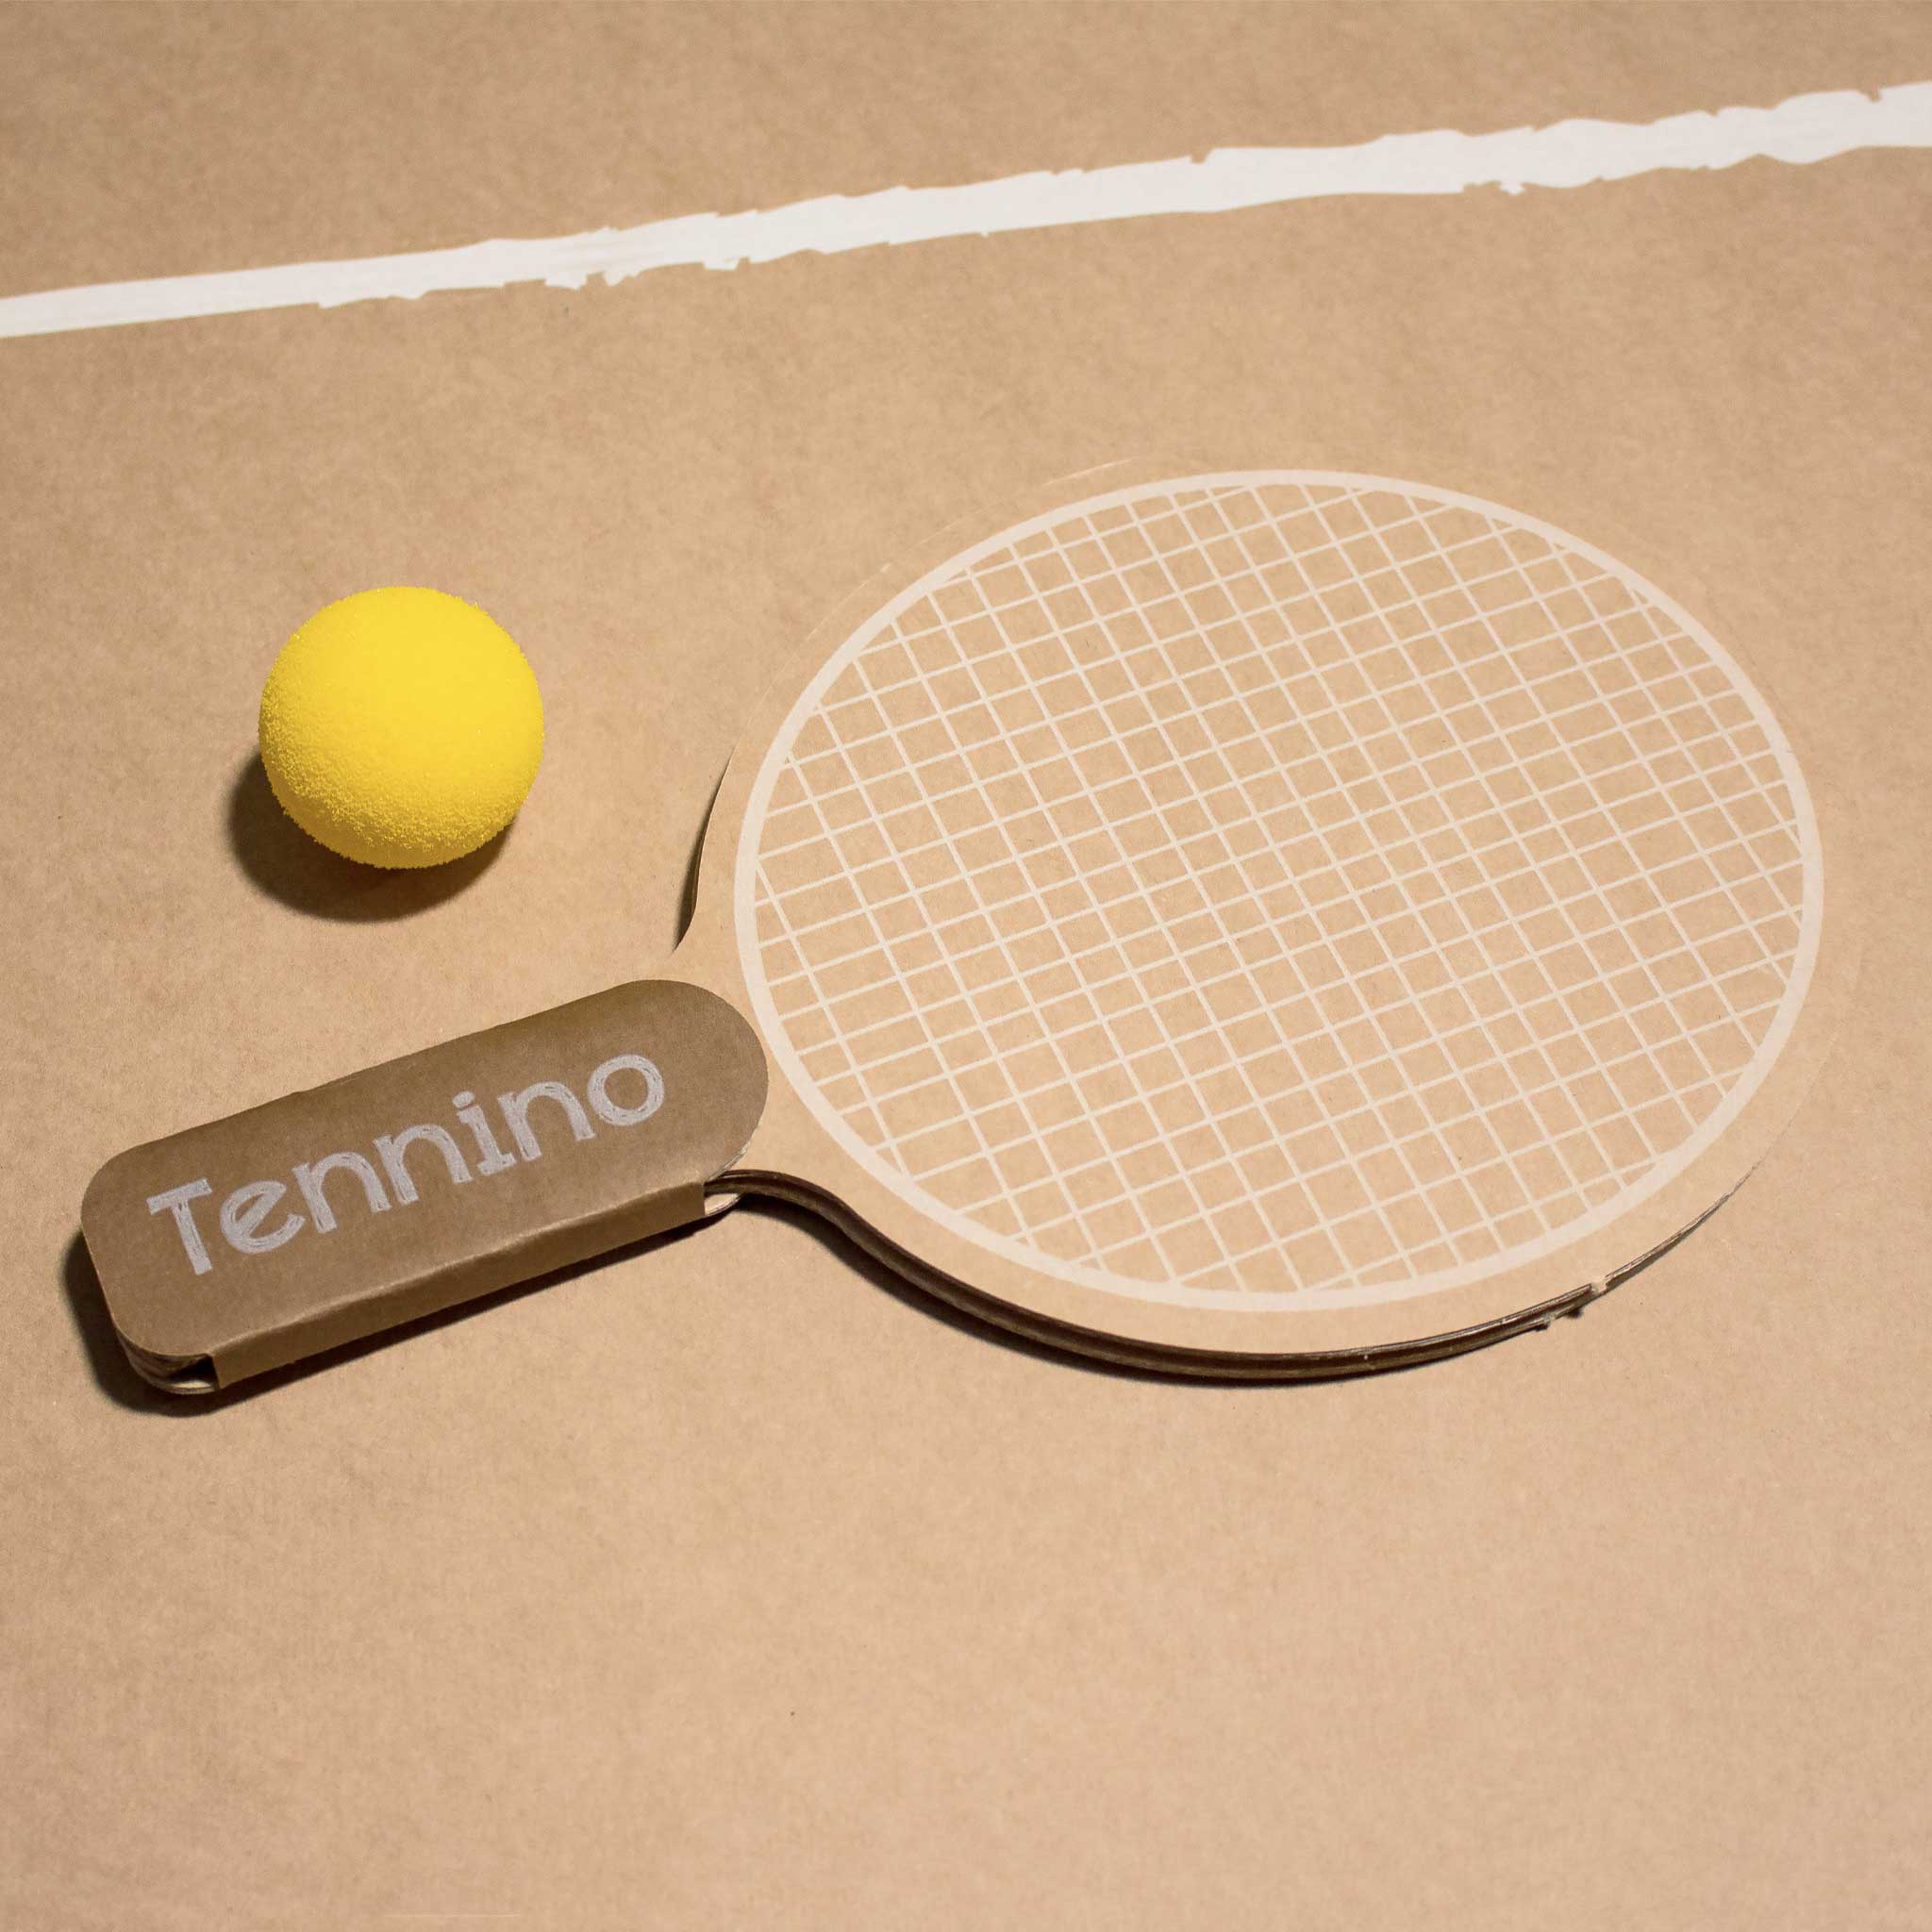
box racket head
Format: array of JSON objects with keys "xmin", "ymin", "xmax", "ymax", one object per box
[{"xmin": 675, "ymin": 466, "xmax": 1857, "ymax": 1368}]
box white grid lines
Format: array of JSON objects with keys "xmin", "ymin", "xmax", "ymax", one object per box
[{"xmin": 749, "ymin": 478, "xmax": 1811, "ymax": 1300}]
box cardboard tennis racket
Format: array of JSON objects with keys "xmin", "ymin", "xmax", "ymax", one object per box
[{"xmin": 82, "ymin": 467, "xmax": 1857, "ymax": 1391}]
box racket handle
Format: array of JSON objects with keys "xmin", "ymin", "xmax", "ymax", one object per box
[{"xmin": 80, "ymin": 980, "xmax": 767, "ymax": 1392}]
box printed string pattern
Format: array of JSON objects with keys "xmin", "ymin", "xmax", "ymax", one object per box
[{"xmin": 750, "ymin": 481, "xmax": 1808, "ymax": 1299}]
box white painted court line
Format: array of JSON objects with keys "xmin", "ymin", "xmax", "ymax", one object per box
[{"xmin": 4, "ymin": 83, "xmax": 1927, "ymax": 341}]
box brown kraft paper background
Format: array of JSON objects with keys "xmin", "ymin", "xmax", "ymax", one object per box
[{"xmin": 3, "ymin": 5, "xmax": 1928, "ymax": 1928}]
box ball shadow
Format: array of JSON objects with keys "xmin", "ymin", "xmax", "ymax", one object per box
[{"xmin": 225, "ymin": 754, "xmax": 508, "ymax": 922}]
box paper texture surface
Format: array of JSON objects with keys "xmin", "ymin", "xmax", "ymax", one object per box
[{"xmin": 4, "ymin": 4, "xmax": 1928, "ymax": 1927}]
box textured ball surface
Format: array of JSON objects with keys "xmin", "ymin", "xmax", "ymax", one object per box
[{"xmin": 258, "ymin": 587, "xmax": 543, "ymax": 868}]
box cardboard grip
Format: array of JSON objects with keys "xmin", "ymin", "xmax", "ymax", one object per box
[{"xmin": 80, "ymin": 979, "xmax": 769, "ymax": 1391}]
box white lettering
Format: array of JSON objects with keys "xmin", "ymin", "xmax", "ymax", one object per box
[
  {"xmin": 142, "ymin": 1046, "xmax": 669, "ymax": 1276},
  {"xmin": 147, "ymin": 1178, "xmax": 214, "ymax": 1275},
  {"xmin": 292, "ymin": 1150, "xmax": 391, "ymax": 1233},
  {"xmin": 588, "ymin": 1054, "xmax": 664, "ymax": 1128},
  {"xmin": 453, "ymin": 1091, "xmax": 516, "ymax": 1175},
  {"xmin": 374, "ymin": 1124, "xmax": 474, "ymax": 1204},
  {"xmin": 219, "ymin": 1180, "xmax": 305, "ymax": 1256},
  {"xmin": 497, "ymin": 1081, "xmax": 596, "ymax": 1163}
]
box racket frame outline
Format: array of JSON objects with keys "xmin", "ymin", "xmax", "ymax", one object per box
[{"xmin": 668, "ymin": 463, "xmax": 1859, "ymax": 1368}]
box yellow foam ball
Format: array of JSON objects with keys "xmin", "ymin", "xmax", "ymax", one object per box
[{"xmin": 259, "ymin": 587, "xmax": 543, "ymax": 869}]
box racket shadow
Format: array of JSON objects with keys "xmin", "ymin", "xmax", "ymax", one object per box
[
  {"xmin": 54, "ymin": 1206, "xmax": 1188, "ymax": 1410},
  {"xmin": 58, "ymin": 1183, "xmax": 1719, "ymax": 1413},
  {"xmin": 58, "ymin": 1216, "xmax": 714, "ymax": 1415},
  {"xmin": 674, "ymin": 762, "xmax": 727, "ymax": 946},
  {"xmin": 732, "ymin": 1191, "xmax": 1715, "ymax": 1385},
  {"xmin": 737, "ymin": 1194, "xmax": 1208, "ymax": 1384}
]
